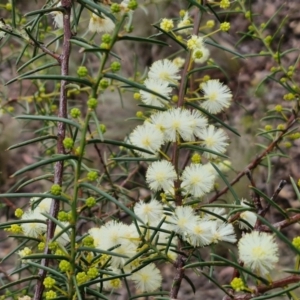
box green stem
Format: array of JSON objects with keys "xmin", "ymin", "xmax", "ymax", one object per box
[{"xmin": 69, "ymin": 111, "xmax": 91, "ymax": 298}]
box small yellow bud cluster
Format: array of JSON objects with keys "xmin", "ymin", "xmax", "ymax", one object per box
[
  {"xmin": 191, "ymin": 153, "xmax": 201, "ymax": 164},
  {"xmin": 45, "ymin": 290, "xmax": 57, "ymax": 299},
  {"xmin": 264, "ymin": 125, "xmax": 272, "ymax": 131},
  {"xmin": 134, "ymin": 92, "xmax": 141, "ymax": 100},
  {"xmin": 264, "ymin": 35, "xmax": 272, "ymax": 45},
  {"xmin": 230, "ymin": 277, "xmax": 245, "ymax": 292},
  {"xmin": 87, "ymin": 171, "xmax": 99, "ymax": 181},
  {"xmin": 289, "ymin": 133, "xmax": 300, "ymax": 140},
  {"xmin": 76, "ymin": 272, "xmax": 89, "ymax": 285},
  {"xmin": 160, "ymin": 18, "xmax": 174, "ymax": 32},
  {"xmin": 6, "ymin": 224, "xmax": 23, "ymax": 234},
  {"xmin": 292, "ymin": 236, "xmax": 300, "ymax": 250},
  {"xmin": 220, "ymin": 0, "xmax": 230, "ymax": 9},
  {"xmin": 206, "ymin": 20, "xmax": 215, "ymax": 28},
  {"xmin": 283, "ymin": 93, "xmax": 295, "ymax": 101},
  {"xmin": 220, "ymin": 22, "xmax": 230, "ymax": 32},
  {"xmin": 43, "ymin": 277, "xmax": 56, "ymax": 289},
  {"xmin": 15, "ymin": 208, "xmax": 24, "ymax": 218},
  {"xmin": 274, "ymin": 105, "xmax": 282, "ymax": 112}
]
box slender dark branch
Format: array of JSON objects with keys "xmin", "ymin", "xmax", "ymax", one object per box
[
  {"xmin": 120, "ymin": 165, "xmax": 141, "ymax": 187},
  {"xmin": 209, "ymin": 113, "xmax": 296, "ymax": 203},
  {"xmin": 169, "ymin": 6, "xmax": 202, "ymax": 299},
  {"xmin": 246, "ymin": 170, "xmax": 263, "ymax": 211},
  {"xmin": 170, "ymin": 254, "xmax": 186, "ymax": 299},
  {"xmin": 33, "ymin": 1, "xmax": 72, "ymax": 299},
  {"xmin": 224, "ymin": 275, "xmax": 300, "ymax": 300},
  {"xmin": 260, "ymin": 179, "xmax": 287, "ymax": 218},
  {"xmin": 259, "ymin": 212, "xmax": 300, "ymax": 232}
]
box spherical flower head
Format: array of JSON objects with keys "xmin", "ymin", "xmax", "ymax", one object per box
[
  {"xmin": 50, "ymin": 1, "xmax": 73, "ymax": 29},
  {"xmin": 53, "ymin": 222, "xmax": 70, "ymax": 246},
  {"xmin": 186, "ymin": 219, "xmax": 214, "ymax": 247},
  {"xmin": 88, "ymin": 227, "xmax": 102, "ymax": 247},
  {"xmin": 180, "ymin": 164, "xmax": 215, "ymax": 197},
  {"xmin": 89, "ymin": 12, "xmax": 115, "ymax": 33},
  {"xmin": 163, "ymin": 108, "xmax": 194, "ymax": 142},
  {"xmin": 30, "ymin": 197, "xmax": 52, "ymax": 214},
  {"xmin": 172, "ymin": 57, "xmax": 185, "ymax": 68},
  {"xmin": 160, "ymin": 18, "xmax": 174, "ymax": 32},
  {"xmin": 131, "ymin": 263, "xmax": 162, "ymax": 292},
  {"xmin": 134, "ymin": 199, "xmax": 163, "ymax": 224},
  {"xmin": 18, "ymin": 247, "xmax": 32, "ymax": 258},
  {"xmin": 149, "ymin": 111, "xmax": 167, "ymax": 133},
  {"xmin": 187, "ymin": 35, "xmax": 204, "ymax": 50},
  {"xmin": 140, "ymin": 78, "xmax": 172, "ymax": 107},
  {"xmin": 188, "ymin": 110, "xmax": 208, "ymax": 139},
  {"xmin": 146, "ymin": 160, "xmax": 177, "ymax": 192},
  {"xmin": 177, "ymin": 12, "xmax": 191, "ymax": 34},
  {"xmin": 239, "ymin": 199, "xmax": 257, "ymax": 230},
  {"xmin": 129, "ymin": 123, "xmax": 164, "ymax": 157},
  {"xmin": 211, "ymin": 222, "xmax": 237, "ymax": 244},
  {"xmin": 203, "ymin": 207, "xmax": 227, "ymax": 223},
  {"xmin": 218, "ymin": 159, "xmax": 231, "ymax": 172},
  {"xmin": 201, "ymin": 79, "xmax": 232, "ymax": 114},
  {"xmin": 18, "ymin": 296, "xmax": 32, "ymax": 300},
  {"xmin": 192, "ymin": 46, "xmax": 210, "ymax": 64},
  {"xmin": 198, "ymin": 125, "xmax": 229, "ymax": 159},
  {"xmin": 95, "ymin": 221, "xmax": 137, "ymax": 268},
  {"xmin": 148, "ymin": 59, "xmax": 181, "ymax": 84},
  {"xmin": 21, "ymin": 210, "xmax": 47, "ymax": 238},
  {"xmin": 238, "ymin": 231, "xmax": 279, "ymax": 276},
  {"xmin": 102, "ymin": 268, "xmax": 123, "ymax": 290},
  {"xmin": 168, "ymin": 205, "xmax": 198, "ymax": 237}
]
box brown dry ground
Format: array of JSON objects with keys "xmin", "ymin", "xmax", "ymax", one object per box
[{"xmin": 1, "ymin": 1, "xmax": 300, "ymax": 299}]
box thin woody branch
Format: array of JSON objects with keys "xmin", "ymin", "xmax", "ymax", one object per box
[
  {"xmin": 209, "ymin": 113, "xmax": 297, "ymax": 204},
  {"xmin": 33, "ymin": 1, "xmax": 72, "ymax": 299}
]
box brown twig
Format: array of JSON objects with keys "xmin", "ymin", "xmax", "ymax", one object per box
[
  {"xmin": 259, "ymin": 212, "xmax": 300, "ymax": 232},
  {"xmin": 260, "ymin": 179, "xmax": 287, "ymax": 218},
  {"xmin": 224, "ymin": 275, "xmax": 300, "ymax": 300},
  {"xmin": 209, "ymin": 113, "xmax": 297, "ymax": 204},
  {"xmin": 169, "ymin": 6, "xmax": 202, "ymax": 299},
  {"xmin": 120, "ymin": 165, "xmax": 141, "ymax": 187},
  {"xmin": 33, "ymin": 1, "xmax": 72, "ymax": 299}
]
